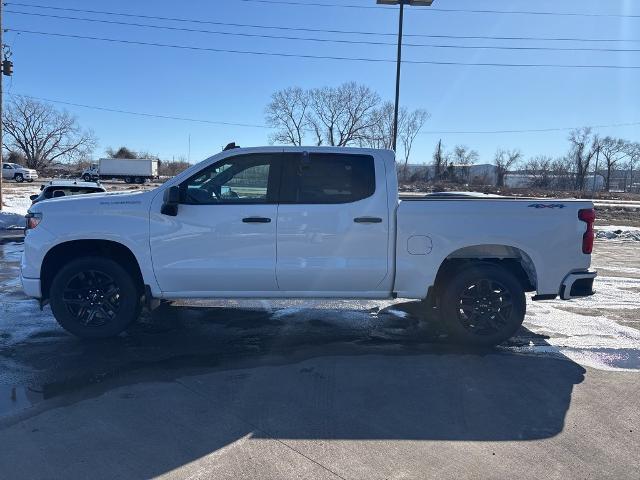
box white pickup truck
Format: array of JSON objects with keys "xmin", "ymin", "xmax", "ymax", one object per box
[{"xmin": 21, "ymin": 147, "xmax": 597, "ymax": 345}]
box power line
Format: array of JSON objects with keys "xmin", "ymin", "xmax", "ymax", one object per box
[
  {"xmin": 10, "ymin": 92, "xmax": 640, "ymax": 136},
  {"xmin": 6, "ymin": 10, "xmax": 640, "ymax": 53},
  {"xmin": 8, "ymin": 29, "xmax": 640, "ymax": 69},
  {"xmin": 421, "ymin": 122, "xmax": 640, "ymax": 135},
  {"xmin": 5, "ymin": 3, "xmax": 639, "ymax": 43},
  {"xmin": 236, "ymin": 0, "xmax": 640, "ymax": 18},
  {"xmin": 7, "ymin": 93, "xmax": 268, "ymax": 128}
]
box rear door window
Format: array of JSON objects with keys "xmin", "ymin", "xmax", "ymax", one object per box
[{"xmin": 284, "ymin": 153, "xmax": 376, "ymax": 204}]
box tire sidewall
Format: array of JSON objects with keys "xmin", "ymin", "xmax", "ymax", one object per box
[
  {"xmin": 15, "ymin": 173, "xmax": 23, "ymax": 183},
  {"xmin": 50, "ymin": 257, "xmax": 141, "ymax": 338},
  {"xmin": 440, "ymin": 264, "xmax": 526, "ymax": 346}
]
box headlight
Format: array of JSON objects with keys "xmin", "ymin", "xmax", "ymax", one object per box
[{"xmin": 25, "ymin": 212, "xmax": 42, "ymax": 231}]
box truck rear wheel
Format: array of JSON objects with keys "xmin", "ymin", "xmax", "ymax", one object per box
[
  {"xmin": 439, "ymin": 263, "xmax": 526, "ymax": 346},
  {"xmin": 49, "ymin": 257, "xmax": 141, "ymax": 338}
]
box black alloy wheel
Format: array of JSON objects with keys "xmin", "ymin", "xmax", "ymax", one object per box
[
  {"xmin": 62, "ymin": 270, "xmax": 121, "ymax": 327},
  {"xmin": 50, "ymin": 257, "xmax": 141, "ymax": 338},
  {"xmin": 456, "ymin": 278, "xmax": 513, "ymax": 336},
  {"xmin": 439, "ymin": 263, "xmax": 526, "ymax": 346}
]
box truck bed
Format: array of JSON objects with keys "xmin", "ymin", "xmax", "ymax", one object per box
[{"xmin": 393, "ymin": 194, "xmax": 594, "ymax": 299}]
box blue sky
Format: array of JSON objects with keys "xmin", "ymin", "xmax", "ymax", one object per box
[{"xmin": 4, "ymin": 0, "xmax": 640, "ymax": 165}]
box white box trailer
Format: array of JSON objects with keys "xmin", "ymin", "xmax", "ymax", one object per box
[{"xmin": 82, "ymin": 158, "xmax": 159, "ymax": 184}]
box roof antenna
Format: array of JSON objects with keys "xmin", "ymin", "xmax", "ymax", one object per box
[{"xmin": 223, "ymin": 142, "xmax": 240, "ymax": 151}]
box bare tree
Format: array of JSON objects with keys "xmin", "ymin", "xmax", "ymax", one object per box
[
  {"xmin": 451, "ymin": 145, "xmax": 478, "ymax": 166},
  {"xmin": 2, "ymin": 96, "xmax": 96, "ymax": 170},
  {"xmin": 307, "ymin": 82, "xmax": 381, "ymax": 146},
  {"xmin": 626, "ymin": 142, "xmax": 640, "ymax": 192},
  {"xmin": 265, "ymin": 87, "xmax": 309, "ymax": 146},
  {"xmin": 524, "ymin": 155, "xmax": 553, "ymax": 189},
  {"xmin": 159, "ymin": 156, "xmax": 190, "ymax": 177},
  {"xmin": 106, "ymin": 146, "xmax": 138, "ymax": 159},
  {"xmin": 447, "ymin": 145, "xmax": 478, "ymax": 184},
  {"xmin": 551, "ymin": 156, "xmax": 574, "ymax": 190},
  {"xmin": 494, "ymin": 148, "xmax": 522, "ymax": 187},
  {"xmin": 399, "ymin": 108, "xmax": 429, "ymax": 167},
  {"xmin": 567, "ymin": 128, "xmax": 599, "ymax": 191},
  {"xmin": 432, "ymin": 139, "xmax": 447, "ymax": 181},
  {"xmin": 360, "ymin": 101, "xmax": 395, "ymax": 150},
  {"xmin": 599, "ymin": 136, "xmax": 629, "ymax": 191}
]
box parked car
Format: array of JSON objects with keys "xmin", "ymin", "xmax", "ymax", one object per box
[
  {"xmin": 21, "ymin": 146, "xmax": 597, "ymax": 344},
  {"xmin": 81, "ymin": 158, "xmax": 159, "ymax": 184},
  {"xmin": 2, "ymin": 162, "xmax": 38, "ymax": 183},
  {"xmin": 30, "ymin": 180, "xmax": 106, "ymax": 205}
]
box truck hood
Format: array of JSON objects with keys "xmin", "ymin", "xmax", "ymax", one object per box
[{"xmin": 28, "ymin": 190, "xmax": 152, "ymax": 214}]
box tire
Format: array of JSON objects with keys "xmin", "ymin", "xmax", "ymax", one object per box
[
  {"xmin": 83, "ymin": 174, "xmax": 92, "ymax": 182},
  {"xmin": 438, "ymin": 263, "xmax": 526, "ymax": 346},
  {"xmin": 27, "ymin": 179, "xmax": 34, "ymax": 183},
  {"xmin": 49, "ymin": 257, "xmax": 142, "ymax": 338},
  {"xmin": 14, "ymin": 173, "xmax": 24, "ymax": 183},
  {"xmin": 124, "ymin": 177, "xmax": 132, "ymax": 184}
]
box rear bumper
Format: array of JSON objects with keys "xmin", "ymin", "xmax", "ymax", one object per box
[{"xmin": 559, "ymin": 270, "xmax": 597, "ymax": 300}]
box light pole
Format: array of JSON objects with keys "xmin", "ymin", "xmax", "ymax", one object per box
[{"xmin": 378, "ymin": 0, "xmax": 434, "ymax": 151}]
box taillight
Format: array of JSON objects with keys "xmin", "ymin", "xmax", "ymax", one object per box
[
  {"xmin": 25, "ymin": 213, "xmax": 42, "ymax": 231},
  {"xmin": 578, "ymin": 208, "xmax": 596, "ymax": 254}
]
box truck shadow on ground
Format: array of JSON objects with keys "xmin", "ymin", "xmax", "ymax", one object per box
[
  {"xmin": 0, "ymin": 299, "xmax": 589, "ymax": 478},
  {"xmin": 5, "ymin": 301, "xmax": 586, "ymax": 446}
]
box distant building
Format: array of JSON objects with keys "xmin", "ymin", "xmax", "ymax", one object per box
[{"xmin": 505, "ymin": 173, "xmax": 605, "ymax": 191}]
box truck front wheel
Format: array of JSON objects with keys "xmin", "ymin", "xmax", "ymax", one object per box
[
  {"xmin": 439, "ymin": 263, "xmax": 526, "ymax": 346},
  {"xmin": 49, "ymin": 257, "xmax": 141, "ymax": 338},
  {"xmin": 83, "ymin": 173, "xmax": 92, "ymax": 182}
]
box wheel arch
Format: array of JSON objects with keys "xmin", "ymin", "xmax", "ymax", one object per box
[
  {"xmin": 432, "ymin": 244, "xmax": 537, "ymax": 296},
  {"xmin": 40, "ymin": 239, "xmax": 145, "ymax": 301}
]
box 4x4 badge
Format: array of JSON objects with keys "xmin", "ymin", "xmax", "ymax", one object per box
[{"xmin": 528, "ymin": 204, "xmax": 566, "ymax": 209}]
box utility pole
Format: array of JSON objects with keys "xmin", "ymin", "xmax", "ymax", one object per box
[
  {"xmin": 0, "ymin": 1, "xmax": 4, "ymax": 211},
  {"xmin": 391, "ymin": 1, "xmax": 404, "ymax": 152},
  {"xmin": 592, "ymin": 145, "xmax": 600, "ymax": 197}
]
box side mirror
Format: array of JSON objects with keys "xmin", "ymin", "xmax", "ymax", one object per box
[
  {"xmin": 29, "ymin": 194, "xmax": 38, "ymax": 201},
  {"xmin": 161, "ymin": 186, "xmax": 180, "ymax": 216}
]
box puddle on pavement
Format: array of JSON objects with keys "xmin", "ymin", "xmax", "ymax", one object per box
[{"xmin": 0, "ymin": 385, "xmax": 43, "ymax": 417}]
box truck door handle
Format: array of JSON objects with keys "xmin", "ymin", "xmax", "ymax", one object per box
[
  {"xmin": 242, "ymin": 217, "xmax": 271, "ymax": 223},
  {"xmin": 354, "ymin": 216, "xmax": 383, "ymax": 224}
]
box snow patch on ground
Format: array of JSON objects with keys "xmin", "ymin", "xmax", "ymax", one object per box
[
  {"xmin": 1, "ymin": 187, "xmax": 39, "ymax": 230},
  {"xmin": 595, "ymin": 225, "xmax": 640, "ymax": 241},
  {"xmin": 0, "ymin": 211, "xmax": 25, "ymax": 230},
  {"xmin": 506, "ymin": 275, "xmax": 640, "ymax": 372},
  {"xmin": 1, "ymin": 187, "xmax": 39, "ymax": 216}
]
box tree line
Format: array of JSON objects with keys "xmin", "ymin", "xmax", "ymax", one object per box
[
  {"xmin": 2, "ymin": 93, "xmax": 639, "ymax": 192},
  {"xmin": 423, "ymin": 129, "xmax": 639, "ymax": 193}
]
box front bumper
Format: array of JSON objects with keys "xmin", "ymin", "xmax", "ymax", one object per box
[
  {"xmin": 21, "ymin": 172, "xmax": 38, "ymax": 180},
  {"xmin": 21, "ymin": 274, "xmax": 42, "ymax": 298},
  {"xmin": 559, "ymin": 270, "xmax": 597, "ymax": 300}
]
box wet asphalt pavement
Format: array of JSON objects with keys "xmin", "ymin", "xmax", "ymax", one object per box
[{"xmin": 0, "ymin": 239, "xmax": 639, "ymax": 479}]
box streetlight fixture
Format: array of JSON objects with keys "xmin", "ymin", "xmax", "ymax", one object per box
[{"xmin": 377, "ymin": 0, "xmax": 435, "ymax": 151}]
